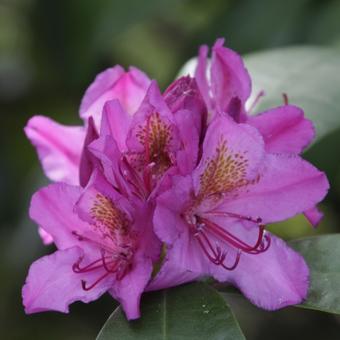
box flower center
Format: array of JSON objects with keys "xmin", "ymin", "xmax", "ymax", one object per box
[
  {"xmin": 72, "ymin": 240, "xmax": 136, "ymax": 290},
  {"xmin": 125, "ymin": 112, "xmax": 175, "ymax": 196},
  {"xmin": 71, "ymin": 194, "xmax": 137, "ymax": 290}
]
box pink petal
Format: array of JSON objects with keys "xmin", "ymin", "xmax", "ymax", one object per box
[
  {"xmin": 195, "ymin": 45, "xmax": 212, "ymax": 112},
  {"xmin": 126, "ymin": 80, "xmax": 180, "ymax": 155},
  {"xmin": 88, "ymin": 135, "xmax": 129, "ymax": 193},
  {"xmin": 210, "ymin": 38, "xmax": 251, "ymax": 115},
  {"xmin": 247, "ymin": 105, "xmax": 315, "ymax": 154},
  {"xmin": 75, "ymin": 170, "xmax": 133, "ymax": 233},
  {"xmin": 100, "ymin": 99, "xmax": 131, "ymax": 151},
  {"xmin": 154, "ymin": 175, "xmax": 193, "ymax": 244},
  {"xmin": 174, "ymin": 109, "xmax": 200, "ymax": 174},
  {"xmin": 152, "ymin": 175, "xmax": 206, "ymax": 287},
  {"xmin": 24, "ymin": 116, "xmax": 85, "ymax": 185},
  {"xmin": 220, "ymin": 153, "xmax": 329, "ymax": 224},
  {"xmin": 304, "ymin": 206, "xmax": 324, "ymax": 228},
  {"xmin": 193, "ymin": 116, "xmax": 265, "ymax": 196},
  {"xmin": 110, "ymin": 257, "xmax": 153, "ymax": 320},
  {"xmin": 80, "ymin": 66, "xmax": 124, "ymax": 119},
  {"xmin": 80, "ymin": 66, "xmax": 150, "ymax": 128},
  {"xmin": 23, "ymin": 247, "xmax": 112, "ymax": 314},
  {"xmin": 163, "ymin": 76, "xmax": 207, "ymax": 133},
  {"xmin": 79, "ymin": 117, "xmax": 99, "ymax": 187},
  {"xmin": 29, "ymin": 183, "xmax": 87, "ymax": 250},
  {"xmin": 225, "ymin": 234, "xmax": 309, "ymax": 310},
  {"xmin": 38, "ymin": 227, "xmax": 53, "ymax": 245},
  {"xmin": 147, "ymin": 255, "xmax": 201, "ymax": 291}
]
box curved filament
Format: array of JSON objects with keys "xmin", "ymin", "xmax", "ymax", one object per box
[
  {"xmin": 194, "ymin": 230, "xmax": 242, "ymax": 270},
  {"xmin": 200, "ymin": 213, "xmax": 270, "ymax": 254}
]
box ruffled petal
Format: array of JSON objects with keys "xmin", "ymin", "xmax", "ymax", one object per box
[
  {"xmin": 80, "ymin": 66, "xmax": 150, "ymax": 128},
  {"xmin": 220, "ymin": 153, "xmax": 329, "ymax": 224},
  {"xmin": 29, "ymin": 183, "xmax": 86, "ymax": 249},
  {"xmin": 24, "ymin": 116, "xmax": 85, "ymax": 185},
  {"xmin": 80, "ymin": 66, "xmax": 124, "ymax": 122},
  {"xmin": 224, "ymin": 234, "xmax": 309, "ymax": 310},
  {"xmin": 22, "ymin": 247, "xmax": 112, "ymax": 314},
  {"xmin": 247, "ymin": 105, "xmax": 315, "ymax": 154}
]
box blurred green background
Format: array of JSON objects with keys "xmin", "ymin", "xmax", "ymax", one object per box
[{"xmin": 1, "ymin": 0, "xmax": 340, "ymax": 339}]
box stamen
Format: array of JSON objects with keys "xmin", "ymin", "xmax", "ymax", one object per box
[
  {"xmin": 248, "ymin": 90, "xmax": 265, "ymax": 113},
  {"xmin": 194, "ymin": 230, "xmax": 241, "ymax": 270},
  {"xmin": 195, "ymin": 231, "xmax": 220, "ymax": 264},
  {"xmin": 101, "ymin": 249, "xmax": 120, "ymax": 273},
  {"xmin": 202, "ymin": 210, "xmax": 270, "ymax": 254},
  {"xmin": 81, "ymin": 272, "xmax": 111, "ymax": 291},
  {"xmin": 283, "ymin": 93, "xmax": 289, "ymax": 105},
  {"xmin": 73, "ymin": 256, "xmax": 108, "ymax": 273},
  {"xmin": 201, "ymin": 217, "xmax": 268, "ymax": 254},
  {"xmin": 207, "ymin": 210, "xmax": 262, "ymax": 224},
  {"xmin": 219, "ymin": 249, "xmax": 241, "ymax": 270},
  {"xmin": 186, "ymin": 208, "xmax": 272, "ymax": 271},
  {"xmin": 73, "ymin": 249, "xmax": 132, "ymax": 291}
]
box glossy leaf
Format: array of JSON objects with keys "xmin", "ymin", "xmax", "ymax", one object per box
[
  {"xmin": 289, "ymin": 234, "xmax": 340, "ymax": 314},
  {"xmin": 97, "ymin": 282, "xmax": 245, "ymax": 340},
  {"xmin": 245, "ymin": 46, "xmax": 340, "ymax": 144}
]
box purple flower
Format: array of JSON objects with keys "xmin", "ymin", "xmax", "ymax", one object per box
[
  {"xmin": 23, "ymin": 39, "xmax": 330, "ymax": 318},
  {"xmin": 194, "ymin": 38, "xmax": 321, "ymax": 226},
  {"xmin": 23, "ymin": 170, "xmax": 160, "ymax": 319},
  {"xmin": 150, "ymin": 115, "xmax": 328, "ymax": 309},
  {"xmin": 23, "ymin": 79, "xmax": 204, "ymax": 319}
]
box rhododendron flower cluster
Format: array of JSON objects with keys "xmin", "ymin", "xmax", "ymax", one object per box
[{"xmin": 23, "ymin": 39, "xmax": 329, "ymax": 320}]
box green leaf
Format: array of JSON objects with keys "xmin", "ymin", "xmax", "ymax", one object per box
[
  {"xmin": 96, "ymin": 282, "xmax": 245, "ymax": 340},
  {"xmin": 289, "ymin": 234, "xmax": 340, "ymax": 314},
  {"xmin": 244, "ymin": 46, "xmax": 340, "ymax": 144}
]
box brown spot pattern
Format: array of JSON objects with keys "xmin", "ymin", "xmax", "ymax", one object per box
[
  {"xmin": 198, "ymin": 139, "xmax": 250, "ymax": 200},
  {"xmin": 90, "ymin": 194, "xmax": 130, "ymax": 237},
  {"xmin": 136, "ymin": 112, "xmax": 173, "ymax": 176}
]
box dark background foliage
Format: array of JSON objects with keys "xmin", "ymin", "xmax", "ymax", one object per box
[{"xmin": 1, "ymin": 0, "xmax": 340, "ymax": 338}]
